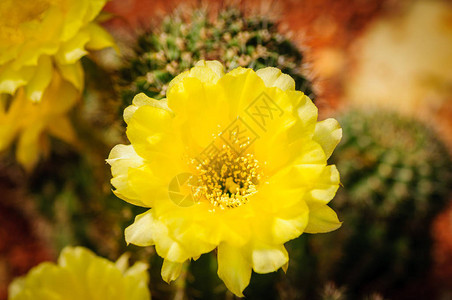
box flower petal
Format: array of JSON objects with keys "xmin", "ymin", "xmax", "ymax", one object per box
[
  {"xmin": 251, "ymin": 243, "xmax": 288, "ymax": 274},
  {"xmin": 56, "ymin": 29, "xmax": 90, "ymax": 65},
  {"xmin": 0, "ymin": 63, "xmax": 35, "ymax": 95},
  {"xmin": 304, "ymin": 205, "xmax": 342, "ymax": 234},
  {"xmin": 161, "ymin": 259, "xmax": 185, "ymax": 283},
  {"xmin": 47, "ymin": 116, "xmax": 77, "ymax": 146},
  {"xmin": 85, "ymin": 23, "xmax": 117, "ymax": 51},
  {"xmin": 168, "ymin": 76, "xmax": 231, "ymax": 149},
  {"xmin": 124, "ymin": 261, "xmax": 149, "ymax": 279},
  {"xmin": 313, "ymin": 118, "xmax": 342, "ymax": 159},
  {"xmin": 25, "ymin": 56, "xmax": 53, "ymax": 102},
  {"xmin": 292, "ymin": 92, "xmax": 318, "ymax": 138},
  {"xmin": 271, "ymin": 204, "xmax": 310, "ymax": 244},
  {"xmin": 217, "ymin": 243, "xmax": 251, "ymax": 297},
  {"xmin": 219, "ymin": 67, "xmax": 267, "ymax": 117},
  {"xmin": 125, "ymin": 211, "xmax": 155, "ymax": 246},
  {"xmin": 256, "ymin": 67, "xmax": 295, "ymax": 91},
  {"xmin": 58, "ymin": 247, "xmax": 94, "ymax": 278},
  {"xmin": 192, "ymin": 60, "xmax": 225, "ymax": 82},
  {"xmin": 16, "ymin": 122, "xmax": 45, "ymax": 172},
  {"xmin": 167, "ymin": 60, "xmax": 224, "ymax": 95},
  {"xmin": 305, "ymin": 165, "xmax": 340, "ymax": 209},
  {"xmin": 124, "ymin": 93, "xmax": 171, "ymax": 124},
  {"xmin": 106, "ymin": 144, "xmax": 148, "ymax": 207},
  {"xmin": 153, "ymin": 227, "xmax": 191, "ymax": 262},
  {"xmin": 107, "ymin": 144, "xmax": 143, "ymax": 177},
  {"xmin": 126, "ymin": 105, "xmax": 175, "ymax": 158},
  {"xmin": 57, "ymin": 61, "xmax": 84, "ymax": 90}
]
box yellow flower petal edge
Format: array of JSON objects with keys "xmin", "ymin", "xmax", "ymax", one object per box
[
  {"xmin": 8, "ymin": 246, "xmax": 151, "ymax": 300},
  {"xmin": 0, "ymin": 71, "xmax": 78, "ymax": 171},
  {"xmin": 108, "ymin": 60, "xmax": 342, "ymax": 296},
  {"xmin": 0, "ymin": 0, "xmax": 116, "ymax": 100}
]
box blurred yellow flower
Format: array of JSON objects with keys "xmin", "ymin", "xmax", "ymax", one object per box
[
  {"xmin": 108, "ymin": 60, "xmax": 342, "ymax": 296},
  {"xmin": 0, "ymin": 0, "xmax": 115, "ymax": 101},
  {"xmin": 0, "ymin": 71, "xmax": 78, "ymax": 171},
  {"xmin": 8, "ymin": 246, "xmax": 151, "ymax": 300}
]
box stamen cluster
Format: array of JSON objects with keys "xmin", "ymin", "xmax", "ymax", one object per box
[{"xmin": 195, "ymin": 145, "xmax": 261, "ymax": 209}]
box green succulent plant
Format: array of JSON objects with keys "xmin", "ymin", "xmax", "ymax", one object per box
[
  {"xmin": 295, "ymin": 109, "xmax": 452, "ymax": 298},
  {"xmin": 334, "ymin": 110, "xmax": 452, "ymax": 221},
  {"xmin": 118, "ymin": 8, "xmax": 313, "ymax": 106}
]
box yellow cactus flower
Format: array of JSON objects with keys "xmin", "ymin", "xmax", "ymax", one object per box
[
  {"xmin": 108, "ymin": 61, "xmax": 342, "ymax": 296},
  {"xmin": 0, "ymin": 0, "xmax": 115, "ymax": 102},
  {"xmin": 8, "ymin": 247, "xmax": 151, "ymax": 300},
  {"xmin": 0, "ymin": 71, "xmax": 78, "ymax": 171}
]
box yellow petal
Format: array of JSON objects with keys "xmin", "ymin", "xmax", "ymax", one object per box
[
  {"xmin": 40, "ymin": 70, "xmax": 79, "ymax": 113},
  {"xmin": 25, "ymin": 56, "xmax": 53, "ymax": 102},
  {"xmin": 167, "ymin": 60, "xmax": 224, "ymax": 95},
  {"xmin": 125, "ymin": 211, "xmax": 155, "ymax": 246},
  {"xmin": 192, "ymin": 60, "xmax": 225, "ymax": 82},
  {"xmin": 84, "ymin": 0, "xmax": 108, "ymax": 23},
  {"xmin": 256, "ymin": 67, "xmax": 295, "ymax": 91},
  {"xmin": 251, "ymin": 243, "xmax": 288, "ymax": 274},
  {"xmin": 304, "ymin": 205, "xmax": 342, "ymax": 234},
  {"xmin": 168, "ymin": 77, "xmax": 231, "ymax": 149},
  {"xmin": 124, "ymin": 93, "xmax": 171, "ymax": 124},
  {"xmin": 306, "ymin": 165, "xmax": 340, "ymax": 210},
  {"xmin": 58, "ymin": 247, "xmax": 93, "ymax": 279},
  {"xmin": 217, "ymin": 243, "xmax": 251, "ymax": 297},
  {"xmin": 111, "ymin": 178, "xmax": 145, "ymax": 207},
  {"xmin": 292, "ymin": 92, "xmax": 318, "ymax": 138},
  {"xmin": 60, "ymin": 0, "xmax": 89, "ymax": 41},
  {"xmin": 162, "ymin": 217, "xmax": 217, "ymax": 257},
  {"xmin": 85, "ymin": 261, "xmax": 124, "ymax": 299},
  {"xmin": 161, "ymin": 259, "xmax": 184, "ymax": 283},
  {"xmin": 11, "ymin": 246, "xmax": 149, "ymax": 300},
  {"xmin": 85, "ymin": 23, "xmax": 117, "ymax": 51},
  {"xmin": 153, "ymin": 219, "xmax": 191, "ymax": 263},
  {"xmin": 0, "ymin": 63, "xmax": 35, "ymax": 95},
  {"xmin": 8, "ymin": 277, "xmax": 26, "ymax": 299},
  {"xmin": 313, "ymin": 118, "xmax": 342, "ymax": 159},
  {"xmin": 47, "ymin": 115, "xmax": 77, "ymax": 146},
  {"xmin": 115, "ymin": 252, "xmax": 131, "ymax": 273},
  {"xmin": 126, "ymin": 105, "xmax": 174, "ymax": 158},
  {"xmin": 293, "ymin": 140, "xmax": 327, "ymax": 165},
  {"xmin": 271, "ymin": 205, "xmax": 309, "ymax": 244},
  {"xmin": 107, "ymin": 144, "xmax": 143, "ymax": 178},
  {"xmin": 124, "ymin": 261, "xmax": 149, "ymax": 279},
  {"xmin": 57, "ymin": 61, "xmax": 84, "ymax": 90},
  {"xmin": 16, "ymin": 122, "xmax": 45, "ymax": 172},
  {"xmin": 56, "ymin": 30, "xmax": 90, "ymax": 65},
  {"xmin": 127, "ymin": 166, "xmax": 168, "ymax": 206},
  {"xmin": 218, "ymin": 67, "xmax": 267, "ymax": 118}
]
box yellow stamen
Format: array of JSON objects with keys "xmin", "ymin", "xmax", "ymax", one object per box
[{"xmin": 194, "ymin": 144, "xmax": 261, "ymax": 209}]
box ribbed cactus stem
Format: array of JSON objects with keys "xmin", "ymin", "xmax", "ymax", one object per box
[{"xmin": 118, "ymin": 8, "xmax": 313, "ymax": 107}]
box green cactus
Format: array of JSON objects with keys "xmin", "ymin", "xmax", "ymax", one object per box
[
  {"xmin": 307, "ymin": 110, "xmax": 452, "ymax": 297},
  {"xmin": 118, "ymin": 8, "xmax": 313, "ymax": 106},
  {"xmin": 334, "ymin": 110, "xmax": 451, "ymax": 222}
]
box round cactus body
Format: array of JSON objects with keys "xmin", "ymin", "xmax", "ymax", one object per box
[
  {"xmin": 325, "ymin": 110, "xmax": 452, "ymax": 296},
  {"xmin": 118, "ymin": 8, "xmax": 313, "ymax": 105}
]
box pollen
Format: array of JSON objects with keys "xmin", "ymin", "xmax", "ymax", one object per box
[{"xmin": 194, "ymin": 144, "xmax": 261, "ymax": 209}]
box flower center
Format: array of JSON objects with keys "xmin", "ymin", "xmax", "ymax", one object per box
[{"xmin": 193, "ymin": 145, "xmax": 261, "ymax": 209}]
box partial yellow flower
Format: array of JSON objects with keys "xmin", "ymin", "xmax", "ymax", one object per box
[
  {"xmin": 0, "ymin": 0, "xmax": 116, "ymax": 102},
  {"xmin": 108, "ymin": 60, "xmax": 342, "ymax": 296},
  {"xmin": 8, "ymin": 247, "xmax": 151, "ymax": 300},
  {"xmin": 0, "ymin": 71, "xmax": 78, "ymax": 171}
]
